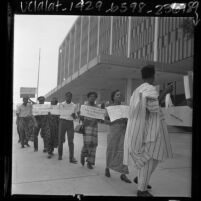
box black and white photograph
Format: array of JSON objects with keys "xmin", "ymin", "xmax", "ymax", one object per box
[{"xmin": 12, "ymin": 14, "xmax": 194, "ymax": 197}]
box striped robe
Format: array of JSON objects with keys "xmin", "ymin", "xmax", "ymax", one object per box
[{"xmin": 123, "ymin": 83, "xmax": 173, "ymax": 169}]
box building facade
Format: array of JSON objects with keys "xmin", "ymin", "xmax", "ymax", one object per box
[{"xmin": 45, "ymin": 16, "xmax": 193, "ymax": 105}]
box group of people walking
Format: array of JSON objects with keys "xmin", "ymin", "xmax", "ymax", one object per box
[{"xmin": 16, "ymin": 65, "xmax": 173, "ymax": 197}]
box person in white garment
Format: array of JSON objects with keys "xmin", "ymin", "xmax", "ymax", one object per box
[{"xmin": 123, "ymin": 65, "xmax": 173, "ymax": 197}]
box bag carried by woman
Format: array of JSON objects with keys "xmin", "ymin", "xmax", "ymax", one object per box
[{"xmin": 74, "ymin": 124, "xmax": 85, "ymax": 134}]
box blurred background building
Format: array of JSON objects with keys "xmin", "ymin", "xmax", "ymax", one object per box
[{"xmin": 45, "ymin": 16, "xmax": 193, "ymax": 106}]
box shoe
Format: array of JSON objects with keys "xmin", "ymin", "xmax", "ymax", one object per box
[
  {"xmin": 58, "ymin": 156, "xmax": 62, "ymax": 160},
  {"xmin": 70, "ymin": 158, "xmax": 78, "ymax": 164},
  {"xmin": 80, "ymin": 155, "xmax": 85, "ymax": 166},
  {"xmin": 43, "ymin": 149, "xmax": 47, "ymax": 153},
  {"xmin": 105, "ymin": 168, "xmax": 111, "ymax": 177},
  {"xmin": 47, "ymin": 154, "xmax": 52, "ymax": 159},
  {"xmin": 34, "ymin": 148, "xmax": 38, "ymax": 152},
  {"xmin": 120, "ymin": 174, "xmax": 132, "ymax": 183},
  {"xmin": 137, "ymin": 190, "xmax": 153, "ymax": 197},
  {"xmin": 134, "ymin": 177, "xmax": 152, "ymax": 189},
  {"xmin": 87, "ymin": 163, "xmax": 93, "ymax": 169},
  {"xmin": 21, "ymin": 145, "xmax": 25, "ymax": 148},
  {"xmin": 26, "ymin": 143, "xmax": 30, "ymax": 147}
]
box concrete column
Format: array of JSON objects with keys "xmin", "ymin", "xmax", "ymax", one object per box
[
  {"xmin": 73, "ymin": 23, "xmax": 76, "ymax": 73},
  {"xmin": 79, "ymin": 16, "xmax": 83, "ymax": 69},
  {"xmin": 63, "ymin": 41, "xmax": 66, "ymax": 81},
  {"xmin": 96, "ymin": 91, "xmax": 102, "ymax": 105},
  {"xmin": 154, "ymin": 17, "xmax": 159, "ymax": 62},
  {"xmin": 68, "ymin": 32, "xmax": 71, "ymax": 77},
  {"xmin": 110, "ymin": 16, "xmax": 113, "ymax": 55},
  {"xmin": 125, "ymin": 78, "xmax": 132, "ymax": 105},
  {"xmin": 127, "ymin": 17, "xmax": 131, "ymax": 58},
  {"xmin": 87, "ymin": 16, "xmax": 91, "ymax": 63},
  {"xmin": 97, "ymin": 16, "xmax": 100, "ymax": 56},
  {"xmin": 79, "ymin": 95, "xmax": 85, "ymax": 106},
  {"xmin": 59, "ymin": 48, "xmax": 63, "ymax": 85}
]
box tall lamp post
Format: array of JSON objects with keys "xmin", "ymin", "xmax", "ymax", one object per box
[{"xmin": 36, "ymin": 48, "xmax": 41, "ymax": 101}]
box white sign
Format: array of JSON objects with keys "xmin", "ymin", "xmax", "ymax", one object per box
[
  {"xmin": 20, "ymin": 87, "xmax": 36, "ymax": 98},
  {"xmin": 106, "ymin": 105, "xmax": 129, "ymax": 122},
  {"xmin": 49, "ymin": 105, "xmax": 60, "ymax": 115},
  {"xmin": 183, "ymin": 76, "xmax": 191, "ymax": 99},
  {"xmin": 32, "ymin": 104, "xmax": 51, "ymax": 115},
  {"xmin": 59, "ymin": 103, "xmax": 75, "ymax": 118},
  {"xmin": 80, "ymin": 105, "xmax": 105, "ymax": 120}
]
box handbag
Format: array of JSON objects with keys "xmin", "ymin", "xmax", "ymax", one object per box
[{"xmin": 74, "ymin": 124, "xmax": 85, "ymax": 134}]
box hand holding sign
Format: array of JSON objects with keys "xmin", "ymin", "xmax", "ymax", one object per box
[{"xmin": 106, "ymin": 105, "xmax": 129, "ymax": 122}]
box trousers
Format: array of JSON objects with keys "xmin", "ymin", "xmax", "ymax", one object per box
[
  {"xmin": 58, "ymin": 119, "xmax": 75, "ymax": 160},
  {"xmin": 33, "ymin": 116, "xmax": 48, "ymax": 150}
]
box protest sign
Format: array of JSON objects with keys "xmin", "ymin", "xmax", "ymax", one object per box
[
  {"xmin": 32, "ymin": 104, "xmax": 51, "ymax": 115},
  {"xmin": 20, "ymin": 87, "xmax": 36, "ymax": 98},
  {"xmin": 80, "ymin": 105, "xmax": 105, "ymax": 120},
  {"xmin": 49, "ymin": 105, "xmax": 60, "ymax": 115},
  {"xmin": 59, "ymin": 103, "xmax": 75, "ymax": 118},
  {"xmin": 106, "ymin": 105, "xmax": 129, "ymax": 122},
  {"xmin": 184, "ymin": 72, "xmax": 193, "ymax": 100}
]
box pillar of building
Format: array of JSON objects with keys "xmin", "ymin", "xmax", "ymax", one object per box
[
  {"xmin": 125, "ymin": 78, "xmax": 133, "ymax": 105},
  {"xmin": 127, "ymin": 17, "xmax": 131, "ymax": 58},
  {"xmin": 96, "ymin": 91, "xmax": 102, "ymax": 105},
  {"xmin": 109, "ymin": 16, "xmax": 113, "ymax": 55},
  {"xmin": 79, "ymin": 94, "xmax": 86, "ymax": 105},
  {"xmin": 154, "ymin": 17, "xmax": 159, "ymax": 62}
]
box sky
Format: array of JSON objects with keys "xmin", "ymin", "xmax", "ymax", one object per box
[{"xmin": 13, "ymin": 15, "xmax": 78, "ymax": 108}]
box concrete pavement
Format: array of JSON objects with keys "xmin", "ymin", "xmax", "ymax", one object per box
[{"xmin": 12, "ymin": 118, "xmax": 191, "ymax": 197}]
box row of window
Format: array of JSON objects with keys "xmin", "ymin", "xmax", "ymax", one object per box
[
  {"xmin": 99, "ymin": 29, "xmax": 110, "ymax": 42},
  {"xmin": 113, "ymin": 17, "xmax": 128, "ymax": 27},
  {"xmin": 100, "ymin": 16, "xmax": 110, "ymax": 26},
  {"xmin": 113, "ymin": 25, "xmax": 128, "ymax": 41},
  {"xmin": 131, "ymin": 29, "xmax": 154, "ymax": 52},
  {"xmin": 130, "ymin": 42, "xmax": 154, "ymax": 59},
  {"xmin": 113, "ymin": 34, "xmax": 127, "ymax": 51},
  {"xmin": 158, "ymin": 37, "xmax": 193, "ymax": 64},
  {"xmin": 158, "ymin": 27, "xmax": 191, "ymax": 50}
]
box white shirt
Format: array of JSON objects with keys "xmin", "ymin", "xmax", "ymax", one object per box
[
  {"xmin": 16, "ymin": 103, "xmax": 32, "ymax": 117},
  {"xmin": 59, "ymin": 101, "xmax": 76, "ymax": 121}
]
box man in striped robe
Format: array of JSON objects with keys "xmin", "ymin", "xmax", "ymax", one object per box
[{"xmin": 123, "ymin": 65, "xmax": 173, "ymax": 197}]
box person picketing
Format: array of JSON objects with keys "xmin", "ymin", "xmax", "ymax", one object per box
[
  {"xmin": 16, "ymin": 96, "xmax": 37, "ymax": 148},
  {"xmin": 46, "ymin": 97, "xmax": 60, "ymax": 158},
  {"xmin": 33, "ymin": 96, "xmax": 49, "ymax": 152},
  {"xmin": 15, "ymin": 65, "xmax": 174, "ymax": 197}
]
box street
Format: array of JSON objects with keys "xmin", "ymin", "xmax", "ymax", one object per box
[{"xmin": 12, "ymin": 116, "xmax": 191, "ymax": 197}]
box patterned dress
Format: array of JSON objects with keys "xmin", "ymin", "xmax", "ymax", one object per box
[
  {"xmin": 81, "ymin": 104, "xmax": 99, "ymax": 165},
  {"xmin": 106, "ymin": 105, "xmax": 129, "ymax": 174},
  {"xmin": 45, "ymin": 114, "xmax": 60, "ymax": 154},
  {"xmin": 18, "ymin": 116, "xmax": 35, "ymax": 142}
]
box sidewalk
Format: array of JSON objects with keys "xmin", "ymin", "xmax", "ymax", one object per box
[{"xmin": 12, "ymin": 120, "xmax": 191, "ymax": 197}]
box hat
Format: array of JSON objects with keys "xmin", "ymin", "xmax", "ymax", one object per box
[{"xmin": 37, "ymin": 96, "xmax": 45, "ymax": 101}]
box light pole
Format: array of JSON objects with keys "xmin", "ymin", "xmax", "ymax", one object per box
[{"xmin": 36, "ymin": 48, "xmax": 41, "ymax": 101}]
